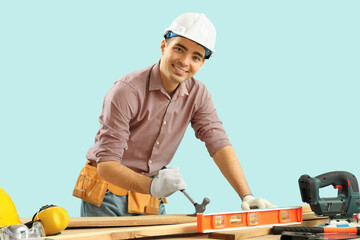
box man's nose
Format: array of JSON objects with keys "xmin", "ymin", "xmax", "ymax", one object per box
[{"xmin": 179, "ymin": 54, "xmax": 191, "ymax": 67}]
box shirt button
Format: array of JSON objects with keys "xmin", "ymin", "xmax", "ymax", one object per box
[
  {"xmin": 156, "ymin": 140, "xmax": 160, "ymax": 145},
  {"xmin": 163, "ymin": 120, "xmax": 167, "ymax": 125},
  {"xmin": 149, "ymin": 160, "xmax": 152, "ymax": 164}
]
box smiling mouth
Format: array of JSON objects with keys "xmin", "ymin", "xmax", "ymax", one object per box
[{"xmin": 172, "ymin": 64, "xmax": 188, "ymax": 74}]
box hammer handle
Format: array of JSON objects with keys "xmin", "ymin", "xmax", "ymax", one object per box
[
  {"xmin": 181, "ymin": 189, "xmax": 196, "ymax": 205},
  {"xmin": 160, "ymin": 166, "xmax": 197, "ymax": 206},
  {"xmin": 272, "ymin": 226, "xmax": 360, "ymax": 234}
]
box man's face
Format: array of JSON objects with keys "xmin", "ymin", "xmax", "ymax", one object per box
[{"xmin": 159, "ymin": 36, "xmax": 205, "ymax": 92}]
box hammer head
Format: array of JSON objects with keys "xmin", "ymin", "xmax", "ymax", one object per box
[{"xmin": 194, "ymin": 197, "xmax": 210, "ymax": 214}]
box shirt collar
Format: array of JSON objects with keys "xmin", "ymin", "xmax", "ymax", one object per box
[
  {"xmin": 149, "ymin": 61, "xmax": 162, "ymax": 91},
  {"xmin": 149, "ymin": 60, "xmax": 189, "ymax": 98}
]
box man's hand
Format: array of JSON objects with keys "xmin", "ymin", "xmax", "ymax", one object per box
[
  {"xmin": 241, "ymin": 195, "xmax": 276, "ymax": 210},
  {"xmin": 150, "ymin": 167, "xmax": 186, "ymax": 198}
]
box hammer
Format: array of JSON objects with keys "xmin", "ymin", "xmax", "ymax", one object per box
[
  {"xmin": 161, "ymin": 166, "xmax": 210, "ymax": 215},
  {"xmin": 181, "ymin": 189, "xmax": 210, "ymax": 216}
]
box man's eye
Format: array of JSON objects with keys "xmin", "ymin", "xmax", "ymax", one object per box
[
  {"xmin": 175, "ymin": 47, "xmax": 183, "ymax": 52},
  {"xmin": 193, "ymin": 56, "xmax": 200, "ymax": 61}
]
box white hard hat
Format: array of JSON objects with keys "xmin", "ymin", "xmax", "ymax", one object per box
[{"xmin": 164, "ymin": 13, "xmax": 216, "ymax": 59}]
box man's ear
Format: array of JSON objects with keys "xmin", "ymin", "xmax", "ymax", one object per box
[{"xmin": 160, "ymin": 39, "xmax": 166, "ymax": 55}]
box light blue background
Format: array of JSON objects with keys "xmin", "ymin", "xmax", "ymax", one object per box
[{"xmin": 1, "ymin": 1, "xmax": 359, "ymax": 217}]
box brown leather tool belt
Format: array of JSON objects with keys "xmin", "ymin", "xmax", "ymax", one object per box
[{"xmin": 73, "ymin": 161, "xmax": 166, "ymax": 215}]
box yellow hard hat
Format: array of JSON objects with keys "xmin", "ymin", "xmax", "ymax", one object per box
[
  {"xmin": 32, "ymin": 205, "xmax": 69, "ymax": 236},
  {"xmin": 0, "ymin": 187, "xmax": 21, "ymax": 228}
]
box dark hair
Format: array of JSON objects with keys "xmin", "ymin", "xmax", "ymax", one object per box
[{"xmin": 165, "ymin": 36, "xmax": 175, "ymax": 44}]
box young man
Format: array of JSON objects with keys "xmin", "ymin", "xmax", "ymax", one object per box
[{"xmin": 75, "ymin": 13, "xmax": 275, "ymax": 217}]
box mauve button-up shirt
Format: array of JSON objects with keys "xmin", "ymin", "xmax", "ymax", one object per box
[{"xmin": 86, "ymin": 61, "xmax": 231, "ymax": 176}]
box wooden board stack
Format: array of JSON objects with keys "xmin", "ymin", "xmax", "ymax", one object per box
[{"xmin": 21, "ymin": 205, "xmax": 328, "ymax": 239}]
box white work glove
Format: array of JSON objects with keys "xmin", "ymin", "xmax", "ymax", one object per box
[
  {"xmin": 241, "ymin": 195, "xmax": 277, "ymax": 210},
  {"xmin": 149, "ymin": 167, "xmax": 187, "ymax": 198}
]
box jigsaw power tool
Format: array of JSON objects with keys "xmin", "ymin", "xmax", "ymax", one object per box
[
  {"xmin": 272, "ymin": 171, "xmax": 360, "ymax": 237},
  {"xmin": 298, "ymin": 171, "xmax": 360, "ymax": 221}
]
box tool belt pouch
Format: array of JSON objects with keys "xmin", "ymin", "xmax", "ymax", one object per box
[
  {"xmin": 128, "ymin": 191, "xmax": 159, "ymax": 215},
  {"xmin": 72, "ymin": 163, "xmax": 108, "ymax": 207}
]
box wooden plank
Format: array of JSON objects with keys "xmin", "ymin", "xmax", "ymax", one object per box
[
  {"xmin": 45, "ymin": 222, "xmax": 198, "ymax": 240},
  {"xmin": 301, "ymin": 218, "xmax": 328, "ymax": 227},
  {"xmin": 207, "ymin": 227, "xmax": 272, "ymax": 240},
  {"xmin": 140, "ymin": 233, "xmax": 210, "ymax": 239},
  {"xmin": 68, "ymin": 214, "xmax": 196, "ymax": 228},
  {"xmin": 20, "ymin": 205, "xmax": 318, "ymax": 228},
  {"xmin": 207, "ymin": 219, "xmax": 328, "ymax": 240},
  {"xmin": 248, "ymin": 235, "xmax": 280, "ymax": 240},
  {"xmin": 22, "ymin": 205, "xmax": 327, "ymax": 240},
  {"xmin": 22, "ymin": 215, "xmax": 196, "ymax": 228},
  {"xmin": 301, "ymin": 205, "xmax": 312, "ymax": 213}
]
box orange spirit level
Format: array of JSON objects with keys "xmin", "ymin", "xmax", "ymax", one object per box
[{"xmin": 197, "ymin": 206, "xmax": 302, "ymax": 233}]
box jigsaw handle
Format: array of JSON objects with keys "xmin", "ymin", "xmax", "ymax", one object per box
[
  {"xmin": 316, "ymin": 171, "xmax": 359, "ymax": 193},
  {"xmin": 299, "ymin": 171, "xmax": 359, "ymax": 204}
]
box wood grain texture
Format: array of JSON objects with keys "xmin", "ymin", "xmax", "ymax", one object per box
[
  {"xmin": 20, "ymin": 205, "xmax": 328, "ymax": 240},
  {"xmin": 67, "ymin": 214, "xmax": 196, "ymax": 228},
  {"xmin": 301, "ymin": 205, "xmax": 312, "ymax": 213},
  {"xmin": 45, "ymin": 222, "xmax": 197, "ymax": 240},
  {"xmin": 208, "ymin": 227, "xmax": 272, "ymax": 240},
  {"xmin": 207, "ymin": 218, "xmax": 328, "ymax": 240}
]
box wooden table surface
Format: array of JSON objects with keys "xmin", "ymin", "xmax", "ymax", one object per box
[
  {"xmin": 41, "ymin": 219, "xmax": 328, "ymax": 240},
  {"xmin": 44, "ymin": 226, "xmax": 283, "ymax": 240},
  {"xmin": 21, "ymin": 206, "xmax": 333, "ymax": 240}
]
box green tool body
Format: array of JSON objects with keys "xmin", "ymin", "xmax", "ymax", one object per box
[{"xmin": 298, "ymin": 171, "xmax": 360, "ymax": 219}]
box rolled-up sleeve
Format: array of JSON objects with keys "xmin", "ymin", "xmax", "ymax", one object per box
[
  {"xmin": 191, "ymin": 85, "xmax": 231, "ymax": 157},
  {"xmin": 96, "ymin": 81, "xmax": 138, "ymax": 163}
]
